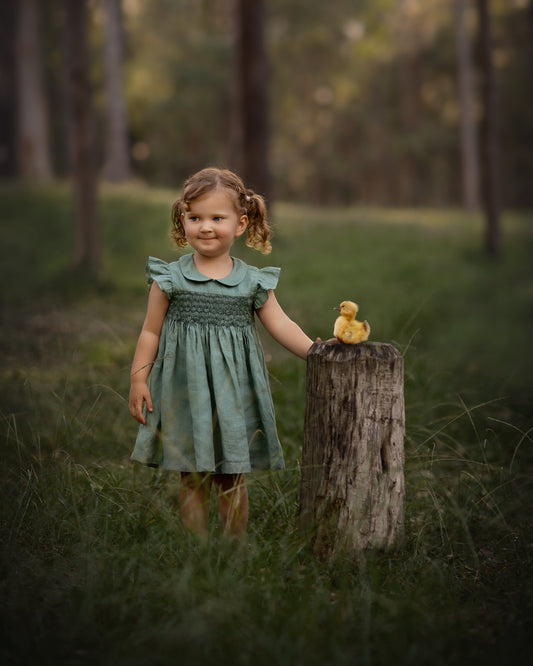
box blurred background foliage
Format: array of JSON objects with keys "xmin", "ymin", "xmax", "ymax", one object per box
[
  {"xmin": 2, "ymin": 0, "xmax": 532, "ymax": 207},
  {"xmin": 2, "ymin": 4, "xmax": 533, "ymax": 661}
]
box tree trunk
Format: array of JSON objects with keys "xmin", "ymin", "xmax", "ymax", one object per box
[
  {"xmin": 397, "ymin": 56, "xmax": 422, "ymax": 205},
  {"xmin": 235, "ymin": 0, "xmax": 271, "ymax": 202},
  {"xmin": 476, "ymin": 0, "xmax": 501, "ymax": 257},
  {"xmin": 455, "ymin": 0, "xmax": 479, "ymax": 211},
  {"xmin": 226, "ymin": 0, "xmax": 243, "ymax": 175},
  {"xmin": 65, "ymin": 0, "xmax": 101, "ymax": 277},
  {"xmin": 0, "ymin": 0, "xmax": 17, "ymax": 177},
  {"xmin": 300, "ymin": 341, "xmax": 405, "ymax": 558},
  {"xmin": 15, "ymin": 0, "xmax": 53, "ymax": 180},
  {"xmin": 103, "ymin": 0, "xmax": 131, "ymax": 182}
]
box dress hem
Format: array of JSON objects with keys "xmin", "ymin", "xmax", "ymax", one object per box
[{"xmin": 130, "ymin": 456, "xmax": 284, "ymax": 474}]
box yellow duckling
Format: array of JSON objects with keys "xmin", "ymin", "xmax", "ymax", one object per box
[{"xmin": 333, "ymin": 301, "xmax": 370, "ymax": 344}]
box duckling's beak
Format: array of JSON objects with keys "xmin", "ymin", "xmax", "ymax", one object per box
[{"xmin": 333, "ymin": 307, "xmax": 341, "ymax": 312}]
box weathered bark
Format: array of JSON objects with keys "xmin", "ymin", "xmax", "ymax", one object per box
[
  {"xmin": 15, "ymin": 0, "xmax": 53, "ymax": 180},
  {"xmin": 300, "ymin": 341, "xmax": 405, "ymax": 558},
  {"xmin": 103, "ymin": 0, "xmax": 131, "ymax": 182}
]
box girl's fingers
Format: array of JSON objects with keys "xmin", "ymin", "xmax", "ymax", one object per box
[
  {"xmin": 131, "ymin": 393, "xmax": 153, "ymax": 425},
  {"xmin": 145, "ymin": 394, "xmax": 153, "ymax": 414},
  {"xmin": 129, "ymin": 398, "xmax": 145, "ymax": 424},
  {"xmin": 129, "ymin": 384, "xmax": 153, "ymax": 424},
  {"xmin": 130, "ymin": 406, "xmax": 141, "ymax": 424},
  {"xmin": 136, "ymin": 407, "xmax": 146, "ymax": 425}
]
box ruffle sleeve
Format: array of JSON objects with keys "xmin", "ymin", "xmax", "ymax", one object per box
[
  {"xmin": 253, "ymin": 266, "xmax": 281, "ymax": 309},
  {"xmin": 146, "ymin": 256, "xmax": 174, "ymax": 298}
]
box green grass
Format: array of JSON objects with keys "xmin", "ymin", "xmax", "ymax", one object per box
[{"xmin": 1, "ymin": 182, "xmax": 532, "ymax": 665}]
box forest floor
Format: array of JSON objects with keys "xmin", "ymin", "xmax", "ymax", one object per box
[{"xmin": 1, "ymin": 182, "xmax": 532, "ymax": 665}]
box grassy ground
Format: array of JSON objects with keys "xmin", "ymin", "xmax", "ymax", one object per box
[{"xmin": 1, "ymin": 182, "xmax": 532, "ymax": 665}]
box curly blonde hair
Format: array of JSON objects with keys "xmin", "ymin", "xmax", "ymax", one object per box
[{"xmin": 170, "ymin": 168, "xmax": 272, "ymax": 254}]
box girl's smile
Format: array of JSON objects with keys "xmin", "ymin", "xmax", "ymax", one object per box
[{"xmin": 181, "ymin": 189, "xmax": 247, "ymax": 259}]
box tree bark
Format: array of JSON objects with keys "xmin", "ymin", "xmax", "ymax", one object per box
[
  {"xmin": 15, "ymin": 0, "xmax": 53, "ymax": 180},
  {"xmin": 235, "ymin": 0, "xmax": 271, "ymax": 202},
  {"xmin": 300, "ymin": 341, "xmax": 405, "ymax": 558},
  {"xmin": 65, "ymin": 0, "xmax": 101, "ymax": 277},
  {"xmin": 455, "ymin": 0, "xmax": 479, "ymax": 211},
  {"xmin": 476, "ymin": 0, "xmax": 501, "ymax": 257},
  {"xmin": 103, "ymin": 0, "xmax": 131, "ymax": 182}
]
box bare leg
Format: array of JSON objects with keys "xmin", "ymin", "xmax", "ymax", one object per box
[
  {"xmin": 179, "ymin": 472, "xmax": 211, "ymax": 539},
  {"xmin": 213, "ymin": 473, "xmax": 249, "ymax": 538}
]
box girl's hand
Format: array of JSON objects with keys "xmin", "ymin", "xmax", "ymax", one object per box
[{"xmin": 129, "ymin": 382, "xmax": 153, "ymax": 424}]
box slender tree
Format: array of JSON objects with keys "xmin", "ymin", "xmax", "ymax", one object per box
[
  {"xmin": 476, "ymin": 0, "xmax": 501, "ymax": 257},
  {"xmin": 455, "ymin": 0, "xmax": 479, "ymax": 211},
  {"xmin": 65, "ymin": 0, "xmax": 101, "ymax": 277},
  {"xmin": 15, "ymin": 0, "xmax": 53, "ymax": 180},
  {"xmin": 0, "ymin": 0, "xmax": 16, "ymax": 177},
  {"xmin": 103, "ymin": 0, "xmax": 131, "ymax": 182},
  {"xmin": 235, "ymin": 0, "xmax": 271, "ymax": 202},
  {"xmin": 226, "ymin": 0, "xmax": 243, "ymax": 176}
]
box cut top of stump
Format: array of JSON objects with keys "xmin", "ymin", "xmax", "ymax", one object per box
[{"xmin": 307, "ymin": 340, "xmax": 402, "ymax": 364}]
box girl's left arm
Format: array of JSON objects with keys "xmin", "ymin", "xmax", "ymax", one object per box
[{"xmin": 257, "ymin": 291, "xmax": 314, "ymax": 360}]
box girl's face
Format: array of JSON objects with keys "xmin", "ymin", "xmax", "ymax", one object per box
[{"xmin": 181, "ymin": 188, "xmax": 247, "ymax": 259}]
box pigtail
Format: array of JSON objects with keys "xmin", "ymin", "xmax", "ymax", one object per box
[
  {"xmin": 244, "ymin": 190, "xmax": 272, "ymax": 255},
  {"xmin": 170, "ymin": 198, "xmax": 188, "ymax": 248}
]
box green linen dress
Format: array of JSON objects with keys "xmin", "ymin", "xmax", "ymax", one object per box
[{"xmin": 130, "ymin": 254, "xmax": 284, "ymax": 473}]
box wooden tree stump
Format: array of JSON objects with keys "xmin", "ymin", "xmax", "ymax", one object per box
[{"xmin": 300, "ymin": 340, "xmax": 405, "ymax": 557}]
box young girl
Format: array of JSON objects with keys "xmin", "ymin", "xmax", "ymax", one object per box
[{"xmin": 129, "ymin": 168, "xmax": 314, "ymax": 538}]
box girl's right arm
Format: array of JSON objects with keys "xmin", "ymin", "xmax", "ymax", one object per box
[
  {"xmin": 129, "ymin": 281, "xmax": 170, "ymax": 424},
  {"xmin": 257, "ymin": 290, "xmax": 314, "ymax": 359}
]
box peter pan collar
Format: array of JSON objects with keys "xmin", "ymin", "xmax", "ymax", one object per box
[{"xmin": 178, "ymin": 253, "xmax": 247, "ymax": 286}]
